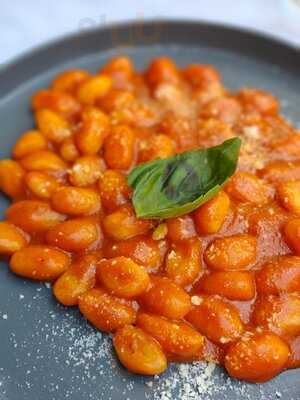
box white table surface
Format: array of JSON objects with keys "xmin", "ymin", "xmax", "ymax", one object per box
[{"xmin": 0, "ymin": 0, "xmax": 299, "ymax": 65}]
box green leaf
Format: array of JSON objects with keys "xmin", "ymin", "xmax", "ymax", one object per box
[{"xmin": 128, "ymin": 137, "xmax": 242, "ymax": 219}]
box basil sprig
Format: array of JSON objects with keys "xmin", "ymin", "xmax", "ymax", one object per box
[{"xmin": 128, "ymin": 137, "xmax": 241, "ymax": 219}]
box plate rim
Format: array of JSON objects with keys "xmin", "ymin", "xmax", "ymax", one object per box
[{"xmin": 0, "ymin": 18, "xmax": 300, "ymax": 96}]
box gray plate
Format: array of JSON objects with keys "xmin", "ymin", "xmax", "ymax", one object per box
[{"xmin": 0, "ymin": 20, "xmax": 299, "ymax": 400}]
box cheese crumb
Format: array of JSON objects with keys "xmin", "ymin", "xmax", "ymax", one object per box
[{"xmin": 191, "ymin": 296, "xmax": 203, "ymax": 306}]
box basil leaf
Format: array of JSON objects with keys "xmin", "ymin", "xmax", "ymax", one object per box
[{"xmin": 128, "ymin": 137, "xmax": 241, "ymax": 219}]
